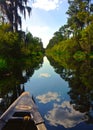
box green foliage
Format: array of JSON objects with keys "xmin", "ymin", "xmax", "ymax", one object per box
[
  {"xmin": 0, "ymin": 58, "xmax": 7, "ymax": 70},
  {"xmin": 46, "ymin": 38, "xmax": 79, "ymax": 60},
  {"xmin": 80, "ymin": 23, "xmax": 93, "ymax": 53},
  {"xmin": 46, "ymin": 24, "xmax": 70, "ymax": 49},
  {"xmin": 22, "ymin": 32, "xmax": 44, "ymax": 56},
  {"xmin": 0, "ymin": 24, "xmax": 11, "ymax": 32},
  {"xmin": 46, "ymin": 0, "xmax": 93, "ymax": 62},
  {"xmin": 73, "ymin": 51, "xmax": 86, "ymax": 61},
  {"xmin": 0, "ymin": 26, "xmax": 21, "ymax": 58},
  {"xmin": 89, "ymin": 52, "xmax": 93, "ymax": 59},
  {"xmin": 0, "ymin": 25, "xmax": 44, "ymax": 59}
]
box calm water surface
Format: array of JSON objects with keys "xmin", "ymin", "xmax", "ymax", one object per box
[{"xmin": 24, "ymin": 56, "xmax": 93, "ymax": 130}]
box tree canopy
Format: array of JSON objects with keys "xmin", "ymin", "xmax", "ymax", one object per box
[{"xmin": 46, "ymin": 0, "xmax": 93, "ymax": 60}]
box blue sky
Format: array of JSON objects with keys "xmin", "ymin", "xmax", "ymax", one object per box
[{"xmin": 22, "ymin": 0, "xmax": 69, "ymax": 48}]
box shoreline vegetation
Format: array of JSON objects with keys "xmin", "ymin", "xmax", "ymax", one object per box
[
  {"xmin": 0, "ymin": 24, "xmax": 44, "ymax": 73},
  {"xmin": 1, "ymin": 0, "xmax": 93, "ymax": 73},
  {"xmin": 0, "ymin": 0, "xmax": 44, "ymax": 74},
  {"xmin": 46, "ymin": 0, "xmax": 93, "ymax": 62}
]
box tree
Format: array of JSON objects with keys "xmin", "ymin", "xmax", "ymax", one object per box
[
  {"xmin": 23, "ymin": 32, "xmax": 44, "ymax": 56},
  {"xmin": 46, "ymin": 0, "xmax": 93, "ymax": 56},
  {"xmin": 46, "ymin": 31, "xmax": 64, "ymax": 49},
  {"xmin": 67, "ymin": 0, "xmax": 91, "ymax": 35},
  {"xmin": 47, "ymin": 24, "xmax": 71, "ymax": 49},
  {"xmin": 0, "ymin": 24, "xmax": 22, "ymax": 58},
  {"xmin": 0, "ymin": 0, "xmax": 31, "ymax": 32},
  {"xmin": 59, "ymin": 24, "xmax": 71, "ymax": 39}
]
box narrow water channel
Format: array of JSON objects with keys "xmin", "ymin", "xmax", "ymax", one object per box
[{"xmin": 25, "ymin": 56, "xmax": 93, "ymax": 130}]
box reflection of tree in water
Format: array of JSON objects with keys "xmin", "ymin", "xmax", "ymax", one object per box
[
  {"xmin": 0, "ymin": 56, "xmax": 43, "ymax": 115},
  {"xmin": 68, "ymin": 60, "xmax": 93, "ymax": 124},
  {"xmin": 47, "ymin": 56, "xmax": 93, "ymax": 124},
  {"xmin": 47, "ymin": 56, "xmax": 74, "ymax": 81}
]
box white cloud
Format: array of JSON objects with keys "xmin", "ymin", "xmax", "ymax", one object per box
[
  {"xmin": 36, "ymin": 92, "xmax": 60, "ymax": 104},
  {"xmin": 38, "ymin": 73, "xmax": 51, "ymax": 78},
  {"xmin": 28, "ymin": 25, "xmax": 53, "ymax": 48},
  {"xmin": 45, "ymin": 101, "xmax": 88, "ymax": 128},
  {"xmin": 32, "ymin": 0, "xmax": 63, "ymax": 11},
  {"xmin": 22, "ymin": 22, "xmax": 53, "ymax": 48}
]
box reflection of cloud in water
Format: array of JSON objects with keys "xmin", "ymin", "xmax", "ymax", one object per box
[
  {"xmin": 45, "ymin": 101, "xmax": 87, "ymax": 128},
  {"xmin": 36, "ymin": 92, "xmax": 60, "ymax": 104},
  {"xmin": 38, "ymin": 73, "xmax": 51, "ymax": 78}
]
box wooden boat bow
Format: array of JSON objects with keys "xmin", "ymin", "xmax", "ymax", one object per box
[{"xmin": 0, "ymin": 92, "xmax": 47, "ymax": 130}]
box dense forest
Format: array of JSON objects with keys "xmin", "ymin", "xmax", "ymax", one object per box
[
  {"xmin": 1, "ymin": 0, "xmax": 93, "ymax": 72},
  {"xmin": 0, "ymin": 0, "xmax": 44, "ymax": 72},
  {"xmin": 46, "ymin": 0, "xmax": 93, "ymax": 61}
]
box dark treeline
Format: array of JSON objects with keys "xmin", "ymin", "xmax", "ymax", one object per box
[
  {"xmin": 46, "ymin": 0, "xmax": 93, "ymax": 61},
  {"xmin": 0, "ymin": 0, "xmax": 44, "ymax": 73},
  {"xmin": 0, "ymin": 24, "xmax": 44, "ymax": 72},
  {"xmin": 0, "ymin": 0, "xmax": 44, "ymax": 112}
]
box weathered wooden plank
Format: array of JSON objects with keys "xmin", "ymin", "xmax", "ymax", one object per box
[{"xmin": 37, "ymin": 123, "xmax": 47, "ymax": 130}]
